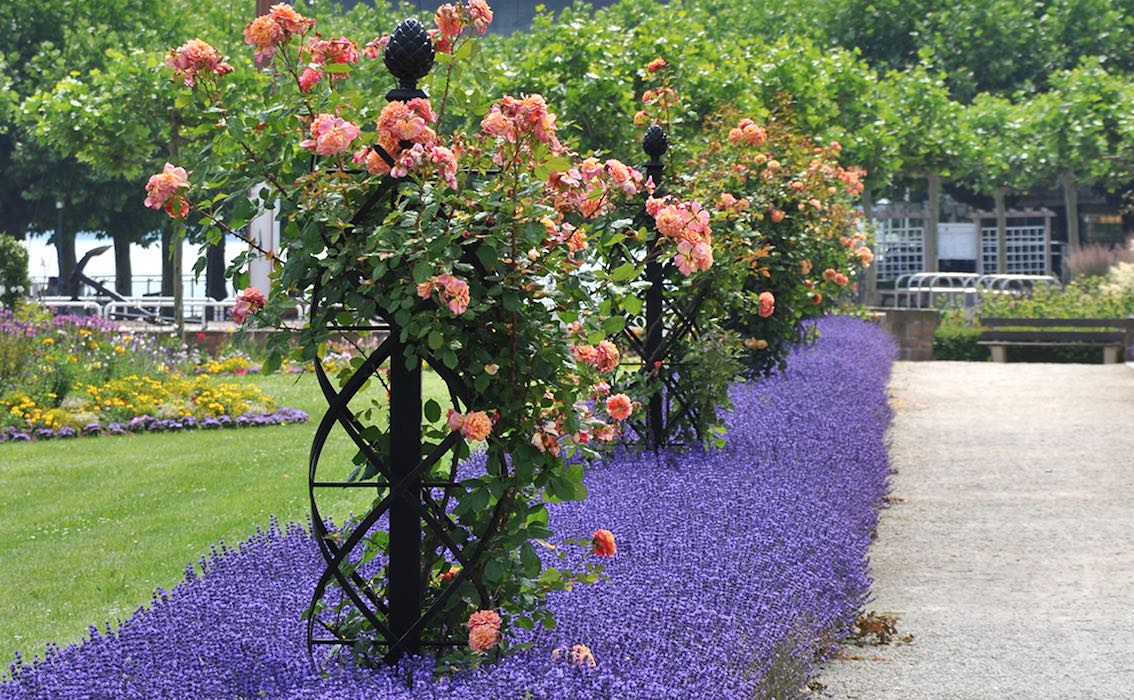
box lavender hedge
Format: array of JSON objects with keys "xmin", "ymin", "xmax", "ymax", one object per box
[
  {"xmin": 0, "ymin": 408, "xmax": 309, "ymax": 443},
  {"xmin": 1, "ymin": 316, "xmax": 894, "ymax": 699}
]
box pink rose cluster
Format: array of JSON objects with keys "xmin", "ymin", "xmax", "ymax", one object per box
[
  {"xmin": 646, "ymin": 196, "xmax": 714, "ymax": 275},
  {"xmin": 446, "ymin": 409, "xmax": 493, "ymax": 442},
  {"xmin": 243, "ymin": 3, "xmax": 316, "ymax": 67},
  {"xmin": 466, "ymin": 609, "xmax": 501, "ymax": 653},
  {"xmin": 143, "ymin": 162, "xmax": 190, "ymax": 218},
  {"xmin": 570, "ymin": 340, "xmax": 620, "ymax": 374},
  {"xmin": 481, "ymin": 94, "xmax": 560, "ymax": 152},
  {"xmin": 300, "ymin": 114, "xmax": 361, "ymax": 156},
  {"xmin": 232, "ymin": 287, "xmax": 267, "ymax": 324},
  {"xmin": 417, "ymin": 273, "xmax": 471, "ymax": 315},
  {"xmin": 546, "ymin": 157, "xmax": 646, "ymax": 220},
  {"xmin": 355, "ymin": 99, "xmax": 458, "ymax": 188},
  {"xmin": 164, "ymin": 39, "xmax": 232, "ymax": 87},
  {"xmin": 298, "ymin": 34, "xmax": 360, "ymax": 92},
  {"xmin": 432, "ymin": 0, "xmax": 493, "ymax": 53}
]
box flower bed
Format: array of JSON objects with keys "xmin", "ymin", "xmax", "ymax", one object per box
[
  {"xmin": 0, "ymin": 407, "xmax": 309, "ymax": 443},
  {"xmin": 0, "ymin": 307, "xmax": 309, "ymax": 441},
  {"xmin": 0, "ymin": 317, "xmax": 894, "ymax": 698}
]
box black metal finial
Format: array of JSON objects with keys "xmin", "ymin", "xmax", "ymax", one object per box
[
  {"xmin": 642, "ymin": 125, "xmax": 668, "ymax": 188},
  {"xmin": 642, "ymin": 125, "xmax": 669, "ymax": 160},
  {"xmin": 384, "ymin": 18, "xmax": 434, "ymax": 101}
]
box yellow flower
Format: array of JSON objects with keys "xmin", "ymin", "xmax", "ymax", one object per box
[{"xmin": 42, "ymin": 337, "xmax": 55, "ymax": 346}]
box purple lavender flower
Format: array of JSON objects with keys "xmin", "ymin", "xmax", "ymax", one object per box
[{"xmin": 1, "ymin": 319, "xmax": 891, "ymax": 699}]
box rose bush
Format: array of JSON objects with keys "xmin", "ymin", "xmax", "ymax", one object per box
[
  {"xmin": 147, "ymin": 0, "xmax": 871, "ymax": 669},
  {"xmin": 152, "ymin": 2, "xmax": 651, "ymax": 666}
]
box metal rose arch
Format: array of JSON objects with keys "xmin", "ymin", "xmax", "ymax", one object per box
[
  {"xmin": 616, "ymin": 125, "xmax": 712, "ymax": 449},
  {"xmin": 304, "ymin": 17, "xmax": 494, "ymax": 666}
]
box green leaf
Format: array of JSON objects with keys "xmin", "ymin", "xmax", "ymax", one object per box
[
  {"xmin": 544, "ymin": 155, "xmax": 571, "ymax": 172},
  {"xmin": 622, "ymin": 295, "xmax": 643, "ymax": 315},
  {"xmin": 520, "ymin": 542, "xmax": 541, "ymax": 577},
  {"xmin": 424, "ymin": 399, "xmax": 441, "ymax": 423},
  {"xmin": 602, "ymin": 315, "xmax": 626, "ymax": 335},
  {"xmin": 427, "ymin": 330, "xmax": 444, "ymax": 350},
  {"xmin": 611, "ymin": 262, "xmax": 638, "ymax": 282},
  {"xmin": 454, "ymin": 39, "xmax": 475, "ymax": 62}
]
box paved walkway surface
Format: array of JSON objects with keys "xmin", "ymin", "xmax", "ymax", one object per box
[{"xmin": 820, "ymin": 361, "xmax": 1134, "ymax": 700}]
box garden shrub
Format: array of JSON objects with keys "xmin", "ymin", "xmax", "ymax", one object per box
[
  {"xmin": 933, "ymin": 310, "xmax": 987, "ymax": 361},
  {"xmin": 0, "ymin": 235, "xmax": 30, "ymax": 309}
]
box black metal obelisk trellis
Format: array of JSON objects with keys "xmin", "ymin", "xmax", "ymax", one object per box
[
  {"xmin": 620, "ymin": 125, "xmax": 712, "ymax": 449},
  {"xmin": 305, "ymin": 18, "xmax": 492, "ymax": 667}
]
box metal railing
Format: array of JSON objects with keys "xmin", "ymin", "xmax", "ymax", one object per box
[
  {"xmin": 35, "ymin": 296, "xmax": 307, "ymax": 330},
  {"xmin": 878, "ymin": 273, "xmax": 1060, "ymax": 310}
]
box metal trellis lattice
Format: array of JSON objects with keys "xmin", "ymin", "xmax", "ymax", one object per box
[
  {"xmin": 617, "ymin": 125, "xmax": 711, "ymax": 449},
  {"xmin": 304, "ymin": 17, "xmax": 495, "ymax": 666}
]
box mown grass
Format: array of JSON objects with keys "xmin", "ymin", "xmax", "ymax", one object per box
[{"xmin": 0, "ymin": 371, "xmax": 446, "ymax": 663}]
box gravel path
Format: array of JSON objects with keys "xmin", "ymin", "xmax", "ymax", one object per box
[{"xmin": 819, "ymin": 361, "xmax": 1134, "ymax": 700}]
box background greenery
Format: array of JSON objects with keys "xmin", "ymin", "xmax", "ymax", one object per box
[{"xmin": 7, "ymin": 0, "xmax": 1134, "ymax": 295}]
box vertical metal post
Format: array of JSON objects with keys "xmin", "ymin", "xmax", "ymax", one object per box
[
  {"xmin": 387, "ymin": 343, "xmax": 422, "ymax": 660},
  {"xmin": 380, "ymin": 17, "xmax": 435, "ymax": 662},
  {"xmin": 642, "ymin": 125, "xmax": 668, "ymax": 449}
]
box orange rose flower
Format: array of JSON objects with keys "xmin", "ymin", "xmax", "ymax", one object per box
[
  {"xmin": 460, "ymin": 410, "xmax": 493, "ymax": 442},
  {"xmin": 467, "ymin": 609, "xmax": 502, "ymax": 653},
  {"xmin": 605, "ymin": 393, "xmax": 632, "ymax": 421},
  {"xmin": 591, "ymin": 529, "xmax": 616, "ymax": 557},
  {"xmin": 758, "ymin": 291, "xmax": 775, "ymax": 318}
]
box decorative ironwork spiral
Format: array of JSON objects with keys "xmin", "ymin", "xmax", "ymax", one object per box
[{"xmin": 304, "ymin": 18, "xmax": 498, "ymax": 667}]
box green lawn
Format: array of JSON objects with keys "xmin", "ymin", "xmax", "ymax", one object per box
[{"xmin": 0, "ymin": 371, "xmax": 446, "ymax": 663}]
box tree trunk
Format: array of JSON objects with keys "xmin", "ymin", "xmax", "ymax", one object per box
[
  {"xmin": 169, "ymin": 115, "xmax": 184, "ymax": 339},
  {"xmin": 1060, "ymin": 171, "xmax": 1080, "ymax": 250},
  {"xmin": 56, "ymin": 225, "xmax": 76, "ymax": 298},
  {"xmin": 205, "ymin": 237, "xmax": 227, "ymax": 320},
  {"xmin": 925, "ymin": 172, "xmax": 941, "ymax": 273},
  {"xmin": 160, "ymin": 226, "xmax": 174, "ymax": 296},
  {"xmin": 113, "ymin": 231, "xmax": 132, "ymax": 296},
  {"xmin": 995, "ymin": 186, "xmax": 1008, "ymax": 274}
]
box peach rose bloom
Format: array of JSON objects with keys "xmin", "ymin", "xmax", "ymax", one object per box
[
  {"xmin": 800, "ymin": 259, "xmax": 812, "ymax": 274},
  {"xmin": 144, "ymin": 162, "xmax": 189, "ymax": 211},
  {"xmin": 857, "ymin": 246, "xmax": 874, "ymax": 264},
  {"xmin": 467, "ymin": 609, "xmax": 501, "ymax": 653},
  {"xmin": 605, "ymin": 393, "xmax": 632, "ymax": 421},
  {"xmin": 446, "ymin": 408, "xmax": 465, "ymax": 432},
  {"xmin": 468, "ymin": 0, "xmax": 494, "ymax": 34},
  {"xmin": 646, "ymin": 57, "xmax": 667, "ymax": 73},
  {"xmin": 594, "ymin": 340, "xmax": 620, "ymax": 373},
  {"xmin": 435, "ymin": 3, "xmax": 463, "ymax": 38},
  {"xmin": 269, "ymin": 3, "xmax": 316, "ymax": 34},
  {"xmin": 460, "ymin": 410, "xmax": 492, "ymax": 442},
  {"xmin": 591, "ymin": 529, "xmax": 616, "ymax": 557},
  {"xmin": 569, "ymin": 643, "xmax": 597, "ymax": 668},
  {"xmin": 758, "ymin": 291, "xmax": 775, "ymax": 318},
  {"xmin": 770, "ymin": 209, "xmax": 785, "ymax": 223}
]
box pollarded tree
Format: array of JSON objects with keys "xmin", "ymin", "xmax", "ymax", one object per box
[
  {"xmin": 958, "ymin": 94, "xmax": 1043, "ymax": 270},
  {"xmin": 1026, "ymin": 59, "xmax": 1134, "ymax": 249},
  {"xmin": 879, "ymin": 63, "xmax": 969, "ymax": 272}
]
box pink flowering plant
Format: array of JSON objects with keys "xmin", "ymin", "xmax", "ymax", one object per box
[{"xmin": 150, "ymin": 2, "xmax": 649, "ymax": 668}]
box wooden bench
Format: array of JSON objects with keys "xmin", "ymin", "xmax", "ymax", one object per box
[{"xmin": 978, "ymin": 317, "xmax": 1134, "ymax": 364}]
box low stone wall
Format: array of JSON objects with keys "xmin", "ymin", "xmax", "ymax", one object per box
[{"xmin": 866, "ymin": 308, "xmax": 940, "ymax": 361}]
